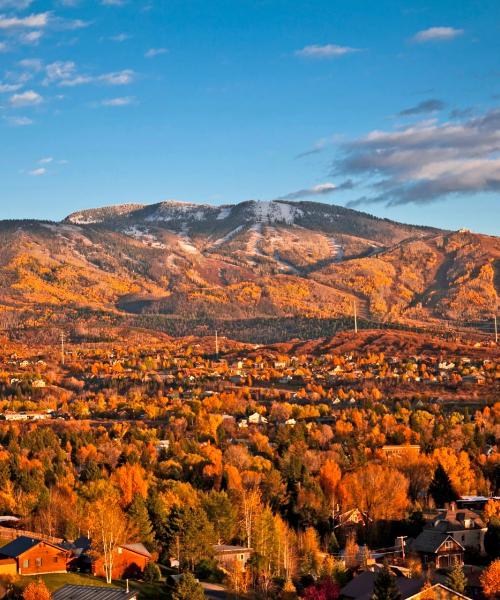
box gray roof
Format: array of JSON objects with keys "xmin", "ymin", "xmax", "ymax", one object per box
[
  {"xmin": 341, "ymin": 571, "xmax": 424, "ymax": 600},
  {"xmin": 52, "ymin": 585, "xmax": 138, "ymax": 600},
  {"xmin": 120, "ymin": 543, "xmax": 151, "ymax": 558},
  {"xmin": 0, "ymin": 536, "xmax": 61, "ymax": 558},
  {"xmin": 412, "ymin": 530, "xmax": 463, "ymax": 553}
]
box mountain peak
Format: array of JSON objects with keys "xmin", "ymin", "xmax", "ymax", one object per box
[{"xmin": 65, "ymin": 203, "xmax": 145, "ymax": 224}]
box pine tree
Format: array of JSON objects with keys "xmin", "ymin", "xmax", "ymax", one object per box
[
  {"xmin": 172, "ymin": 573, "xmax": 205, "ymax": 600},
  {"xmin": 371, "ymin": 563, "xmax": 402, "ymax": 600},
  {"xmin": 446, "ymin": 562, "xmax": 467, "ymax": 594},
  {"xmin": 128, "ymin": 494, "xmax": 156, "ymax": 550},
  {"xmin": 428, "ymin": 464, "xmax": 459, "ymax": 507}
]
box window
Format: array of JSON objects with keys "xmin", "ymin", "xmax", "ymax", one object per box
[
  {"xmin": 53, "ymin": 557, "xmax": 59, "ymax": 563},
  {"xmin": 22, "ymin": 559, "xmax": 29, "ymax": 569},
  {"xmin": 35, "ymin": 557, "xmax": 42, "ymax": 567}
]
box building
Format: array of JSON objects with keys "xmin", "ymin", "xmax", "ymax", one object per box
[
  {"xmin": 53, "ymin": 585, "xmax": 138, "ymax": 600},
  {"xmin": 213, "ymin": 544, "xmax": 253, "ymax": 572},
  {"xmin": 0, "ymin": 536, "xmax": 70, "ymax": 575},
  {"xmin": 93, "ymin": 543, "xmax": 151, "ymax": 580},
  {"xmin": 341, "ymin": 570, "xmax": 425, "ymax": 600},
  {"xmin": 381, "ymin": 445, "xmax": 421, "ymax": 458},
  {"xmin": 427, "ymin": 508, "xmax": 487, "ymax": 554},
  {"xmin": 410, "ymin": 530, "xmax": 464, "ymax": 569}
]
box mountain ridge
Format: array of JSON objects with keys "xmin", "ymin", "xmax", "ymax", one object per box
[{"xmin": 0, "ymin": 200, "xmax": 498, "ymax": 336}]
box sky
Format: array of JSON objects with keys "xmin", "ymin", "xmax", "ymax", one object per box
[{"xmin": 0, "ymin": 0, "xmax": 499, "ymax": 235}]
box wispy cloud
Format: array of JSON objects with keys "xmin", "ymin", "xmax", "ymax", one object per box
[
  {"xmin": 0, "ymin": 0, "xmax": 34, "ymax": 7},
  {"xmin": 9, "ymin": 89, "xmax": 42, "ymax": 106},
  {"xmin": 0, "ymin": 12, "xmax": 49, "ymax": 29},
  {"xmin": 0, "ymin": 81, "xmax": 22, "ymax": 92},
  {"xmin": 412, "ymin": 27, "xmax": 464, "ymax": 43},
  {"xmin": 333, "ymin": 108, "xmax": 500, "ymax": 206},
  {"xmin": 28, "ymin": 167, "xmax": 46, "ymax": 176},
  {"xmin": 102, "ymin": 0, "xmax": 126, "ymax": 5},
  {"xmin": 109, "ymin": 33, "xmax": 130, "ymax": 42},
  {"xmin": 399, "ymin": 99, "xmax": 446, "ymax": 116},
  {"xmin": 38, "ymin": 156, "xmax": 53, "ymax": 164},
  {"xmin": 295, "ymin": 44, "xmax": 359, "ymax": 59},
  {"xmin": 145, "ymin": 47, "xmax": 167, "ymax": 58},
  {"xmin": 274, "ymin": 180, "xmax": 353, "ymax": 201},
  {"xmin": 100, "ymin": 95, "xmax": 135, "ymax": 106},
  {"xmin": 4, "ymin": 115, "xmax": 33, "ymax": 126}
]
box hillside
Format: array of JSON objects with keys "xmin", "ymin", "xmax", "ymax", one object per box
[{"xmin": 0, "ymin": 200, "xmax": 498, "ymax": 339}]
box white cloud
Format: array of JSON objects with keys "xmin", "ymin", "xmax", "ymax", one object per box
[
  {"xmin": 0, "ymin": 12, "xmax": 49, "ymax": 29},
  {"xmin": 19, "ymin": 58, "xmax": 43, "ymax": 71},
  {"xmin": 9, "ymin": 89, "xmax": 42, "ymax": 105},
  {"xmin": 145, "ymin": 47, "xmax": 167, "ymax": 58},
  {"xmin": 98, "ymin": 69, "xmax": 134, "ymax": 85},
  {"xmin": 274, "ymin": 180, "xmax": 353, "ymax": 201},
  {"xmin": 20, "ymin": 30, "xmax": 43, "ymax": 44},
  {"xmin": 413, "ymin": 27, "xmax": 464, "ymax": 43},
  {"xmin": 0, "ymin": 81, "xmax": 21, "ymax": 92},
  {"xmin": 28, "ymin": 167, "xmax": 46, "ymax": 176},
  {"xmin": 38, "ymin": 157, "xmax": 53, "ymax": 164},
  {"xmin": 102, "ymin": 0, "xmax": 126, "ymax": 5},
  {"xmin": 44, "ymin": 60, "xmax": 76, "ymax": 84},
  {"xmin": 336, "ymin": 108, "xmax": 500, "ymax": 206},
  {"xmin": 101, "ymin": 95, "xmax": 134, "ymax": 106},
  {"xmin": 295, "ymin": 44, "xmax": 359, "ymax": 58},
  {"xmin": 4, "ymin": 115, "xmax": 33, "ymax": 125}
]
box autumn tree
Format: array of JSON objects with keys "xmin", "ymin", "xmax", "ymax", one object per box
[
  {"xmin": 446, "ymin": 562, "xmax": 467, "ymax": 594},
  {"xmin": 89, "ymin": 494, "xmax": 130, "ymax": 583},
  {"xmin": 23, "ymin": 580, "xmax": 51, "ymax": 600},
  {"xmin": 342, "ymin": 464, "xmax": 409, "ymax": 522},
  {"xmin": 480, "ymin": 559, "xmax": 500, "ymax": 599}
]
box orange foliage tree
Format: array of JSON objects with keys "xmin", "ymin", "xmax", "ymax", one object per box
[
  {"xmin": 481, "ymin": 560, "xmax": 500, "ymax": 599},
  {"xmin": 23, "ymin": 580, "xmax": 51, "ymax": 600}
]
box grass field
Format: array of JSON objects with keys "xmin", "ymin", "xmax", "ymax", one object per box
[{"xmin": 23, "ymin": 572, "xmax": 166, "ymax": 599}]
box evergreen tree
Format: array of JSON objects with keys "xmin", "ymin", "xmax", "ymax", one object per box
[
  {"xmin": 428, "ymin": 464, "xmax": 458, "ymax": 507},
  {"xmin": 371, "ymin": 563, "xmax": 402, "ymax": 600},
  {"xmin": 128, "ymin": 494, "xmax": 156, "ymax": 550},
  {"xmin": 446, "ymin": 562, "xmax": 467, "ymax": 594},
  {"xmin": 484, "ymin": 518, "xmax": 500, "ymax": 559},
  {"xmin": 172, "ymin": 573, "xmax": 205, "ymax": 600}
]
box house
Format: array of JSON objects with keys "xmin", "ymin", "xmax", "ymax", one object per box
[
  {"xmin": 53, "ymin": 585, "xmax": 138, "ymax": 600},
  {"xmin": 334, "ymin": 508, "xmax": 370, "ymax": 530},
  {"xmin": 213, "ymin": 545, "xmax": 253, "ymax": 572},
  {"xmin": 410, "ymin": 530, "xmax": 464, "ymax": 569},
  {"xmin": 341, "ymin": 570, "xmax": 425, "ymax": 600},
  {"xmin": 0, "ymin": 536, "xmax": 70, "ymax": 575},
  {"xmin": 248, "ymin": 412, "xmax": 267, "ymax": 425},
  {"xmin": 93, "ymin": 543, "xmax": 151, "ymax": 580},
  {"xmin": 427, "ymin": 508, "xmax": 487, "ymax": 554}
]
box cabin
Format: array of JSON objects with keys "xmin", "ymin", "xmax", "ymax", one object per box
[
  {"xmin": 213, "ymin": 544, "xmax": 253, "ymax": 572},
  {"xmin": 0, "ymin": 536, "xmax": 70, "ymax": 575},
  {"xmin": 406, "ymin": 583, "xmax": 473, "ymax": 600},
  {"xmin": 411, "ymin": 531, "xmax": 464, "ymax": 569},
  {"xmin": 93, "ymin": 543, "xmax": 151, "ymax": 580}
]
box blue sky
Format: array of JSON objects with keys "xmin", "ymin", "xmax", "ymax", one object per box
[{"xmin": 0, "ymin": 0, "xmax": 499, "ymax": 234}]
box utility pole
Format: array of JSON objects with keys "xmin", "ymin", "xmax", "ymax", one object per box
[
  {"xmin": 60, "ymin": 331, "xmax": 65, "ymax": 366},
  {"xmin": 397, "ymin": 536, "xmax": 407, "ymax": 561},
  {"xmin": 215, "ymin": 330, "xmax": 219, "ymax": 358},
  {"xmin": 495, "ymin": 315, "xmax": 498, "ymax": 344},
  {"xmin": 353, "ymin": 300, "xmax": 358, "ymax": 334}
]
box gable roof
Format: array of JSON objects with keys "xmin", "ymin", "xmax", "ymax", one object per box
[
  {"xmin": 405, "ymin": 583, "xmax": 473, "ymax": 600},
  {"xmin": 0, "ymin": 536, "xmax": 67, "ymax": 558},
  {"xmin": 341, "ymin": 571, "xmax": 424, "ymax": 600},
  {"xmin": 120, "ymin": 543, "xmax": 151, "ymax": 558},
  {"xmin": 52, "ymin": 585, "xmax": 138, "ymax": 600},
  {"xmin": 412, "ymin": 530, "xmax": 464, "ymax": 553}
]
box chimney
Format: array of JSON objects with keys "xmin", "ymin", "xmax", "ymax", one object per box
[{"xmin": 126, "ymin": 579, "xmax": 129, "ymax": 593}]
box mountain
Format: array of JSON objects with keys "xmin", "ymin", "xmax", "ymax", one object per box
[{"xmin": 0, "ymin": 200, "xmax": 499, "ymax": 338}]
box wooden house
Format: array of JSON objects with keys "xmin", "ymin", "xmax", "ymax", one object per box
[
  {"xmin": 93, "ymin": 543, "xmax": 151, "ymax": 580},
  {"xmin": 213, "ymin": 544, "xmax": 253, "ymax": 572},
  {"xmin": 411, "ymin": 531, "xmax": 464, "ymax": 569},
  {"xmin": 0, "ymin": 536, "xmax": 70, "ymax": 575}
]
